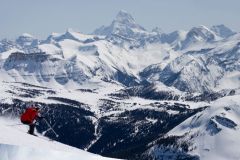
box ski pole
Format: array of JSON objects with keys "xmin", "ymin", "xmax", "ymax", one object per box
[
  {"xmin": 7, "ymin": 124, "xmax": 24, "ymax": 126},
  {"xmin": 43, "ymin": 118, "xmax": 59, "ymax": 138},
  {"xmin": 43, "ymin": 118, "xmax": 59, "ymax": 137}
]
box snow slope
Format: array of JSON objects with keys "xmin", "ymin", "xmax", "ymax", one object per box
[
  {"xmin": 0, "ymin": 118, "xmax": 116, "ymax": 160},
  {"xmin": 147, "ymin": 95, "xmax": 240, "ymax": 160}
]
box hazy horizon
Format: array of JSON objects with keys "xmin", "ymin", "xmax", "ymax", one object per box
[{"xmin": 0, "ymin": 0, "xmax": 239, "ymax": 39}]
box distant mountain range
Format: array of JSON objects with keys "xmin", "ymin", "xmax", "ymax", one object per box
[{"xmin": 0, "ymin": 10, "xmax": 239, "ymax": 93}]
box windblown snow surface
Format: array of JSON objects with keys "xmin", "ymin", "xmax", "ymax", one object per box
[{"xmin": 0, "ymin": 118, "xmax": 116, "ymax": 160}]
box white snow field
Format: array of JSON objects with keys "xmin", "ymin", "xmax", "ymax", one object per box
[
  {"xmin": 0, "ymin": 118, "xmax": 117, "ymax": 160},
  {"xmin": 148, "ymin": 95, "xmax": 240, "ymax": 160}
]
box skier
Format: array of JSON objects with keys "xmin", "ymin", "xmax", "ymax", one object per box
[{"xmin": 20, "ymin": 104, "xmax": 43, "ymax": 136}]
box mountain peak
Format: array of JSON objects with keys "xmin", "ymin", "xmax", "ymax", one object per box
[
  {"xmin": 21, "ymin": 33, "xmax": 34, "ymax": 38},
  {"xmin": 178, "ymin": 25, "xmax": 218, "ymax": 50},
  {"xmin": 115, "ymin": 10, "xmax": 135, "ymax": 23},
  {"xmin": 191, "ymin": 25, "xmax": 211, "ymax": 32},
  {"xmin": 152, "ymin": 27, "xmax": 163, "ymax": 33},
  {"xmin": 118, "ymin": 9, "xmax": 128, "ymax": 14},
  {"xmin": 211, "ymin": 24, "xmax": 236, "ymax": 38},
  {"xmin": 16, "ymin": 33, "xmax": 38, "ymax": 47},
  {"xmin": 188, "ymin": 25, "xmax": 217, "ymax": 37},
  {"xmin": 93, "ymin": 10, "xmax": 146, "ymax": 38},
  {"xmin": 66, "ymin": 28, "xmax": 75, "ymax": 33}
]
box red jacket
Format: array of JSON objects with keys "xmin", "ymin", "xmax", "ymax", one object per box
[{"xmin": 21, "ymin": 107, "xmax": 39, "ymax": 124}]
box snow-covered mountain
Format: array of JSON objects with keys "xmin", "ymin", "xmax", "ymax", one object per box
[
  {"xmin": 0, "ymin": 40, "xmax": 14, "ymax": 52},
  {"xmin": 211, "ymin": 24, "xmax": 236, "ymax": 38},
  {"xmin": 16, "ymin": 33, "xmax": 39, "ymax": 47},
  {"xmin": 93, "ymin": 10, "xmax": 147, "ymax": 38},
  {"xmin": 0, "ymin": 10, "xmax": 239, "ymax": 160},
  {"xmin": 145, "ymin": 95, "xmax": 240, "ymax": 160},
  {"xmin": 175, "ymin": 25, "xmax": 220, "ymax": 50}
]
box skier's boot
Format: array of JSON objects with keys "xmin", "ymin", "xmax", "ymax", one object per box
[
  {"xmin": 28, "ymin": 131, "xmax": 38, "ymax": 136},
  {"xmin": 28, "ymin": 124, "xmax": 37, "ymax": 136}
]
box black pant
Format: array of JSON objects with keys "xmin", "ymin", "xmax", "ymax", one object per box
[{"xmin": 28, "ymin": 123, "xmax": 36, "ymax": 135}]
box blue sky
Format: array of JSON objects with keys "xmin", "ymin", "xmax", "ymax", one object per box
[{"xmin": 0, "ymin": 0, "xmax": 239, "ymax": 39}]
